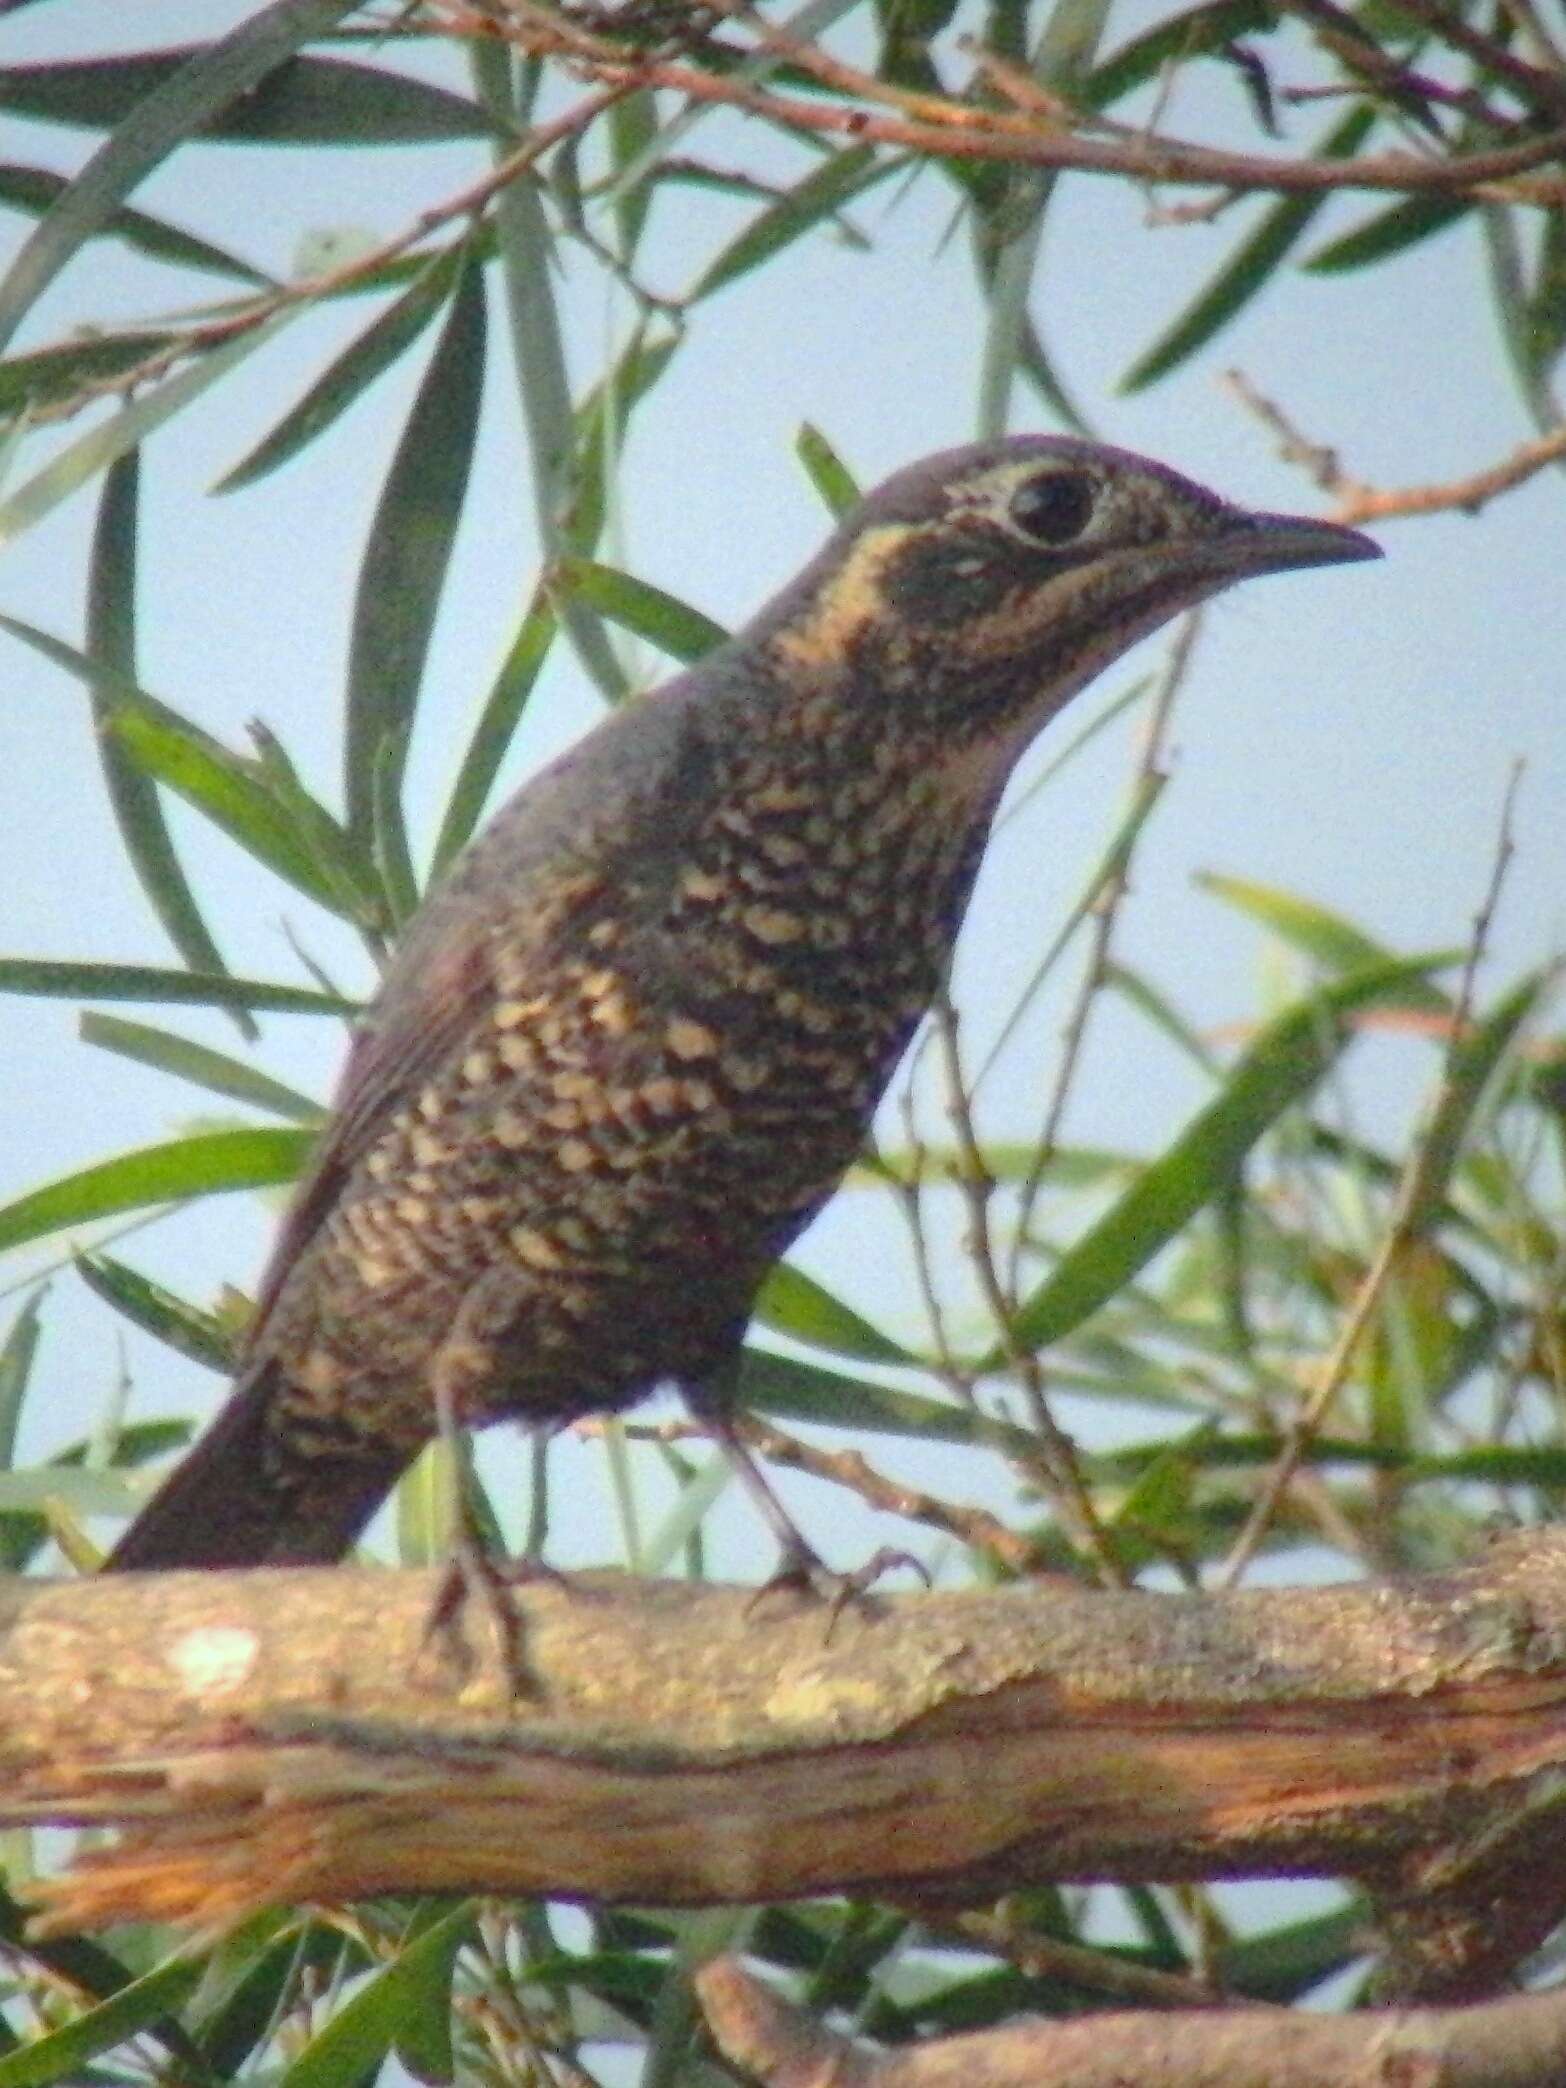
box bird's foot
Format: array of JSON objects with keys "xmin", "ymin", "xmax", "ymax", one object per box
[
  {"xmin": 421, "ymin": 1539, "xmax": 570, "ymax": 1696},
  {"xmin": 748, "ymin": 1541, "xmax": 931, "ymax": 1641}
]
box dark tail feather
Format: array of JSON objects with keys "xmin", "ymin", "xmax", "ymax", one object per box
[{"xmin": 104, "ymin": 1359, "xmax": 408, "ymax": 1571}]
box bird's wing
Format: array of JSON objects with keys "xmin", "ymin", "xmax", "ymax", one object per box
[{"xmin": 245, "ymin": 682, "xmax": 719, "ymax": 1345}]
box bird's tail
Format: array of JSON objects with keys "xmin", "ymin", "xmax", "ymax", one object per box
[{"xmin": 103, "ymin": 1358, "xmax": 408, "ymax": 1571}]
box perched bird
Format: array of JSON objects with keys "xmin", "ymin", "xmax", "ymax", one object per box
[{"xmin": 106, "ymin": 437, "xmax": 1378, "ymax": 1579}]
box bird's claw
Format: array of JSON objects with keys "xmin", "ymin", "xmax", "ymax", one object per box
[
  {"xmin": 748, "ymin": 1542, "xmax": 930, "ymax": 1641},
  {"xmin": 421, "ymin": 1542, "xmax": 569, "ymax": 1696}
]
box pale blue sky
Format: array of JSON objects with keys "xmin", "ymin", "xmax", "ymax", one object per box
[{"xmin": 0, "ymin": 2, "xmax": 1561, "ymax": 1573}]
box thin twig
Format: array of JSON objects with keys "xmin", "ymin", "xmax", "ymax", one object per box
[
  {"xmin": 1224, "ymin": 367, "xmax": 1566, "ymax": 522},
  {"xmin": 450, "ymin": 3, "xmax": 1566, "ymax": 204},
  {"xmin": 936, "ymin": 1907, "xmax": 1238, "ymax": 2011},
  {"xmin": 1218, "ymin": 764, "xmax": 1526, "ymax": 1587},
  {"xmin": 933, "ymin": 995, "xmax": 1127, "ymax": 1585},
  {"xmin": 1007, "ymin": 614, "xmax": 1199, "ymax": 1290}
]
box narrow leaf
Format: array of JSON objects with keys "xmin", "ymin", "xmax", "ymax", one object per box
[
  {"xmin": 0, "ymin": 958, "xmax": 355, "ymax": 1015},
  {"xmin": 692, "ymin": 144, "xmax": 892, "ymax": 298},
  {"xmin": 1087, "ymin": 0, "xmax": 1276, "ymax": 109},
  {"xmin": 280, "ymin": 1902, "xmax": 475, "ymax": 2088},
  {"xmin": 493, "ymin": 164, "xmax": 626, "ymax": 702},
  {"xmin": 0, "ymin": 1128, "xmax": 315, "ymax": 1253},
  {"xmin": 567, "ymin": 328, "xmax": 682, "ymax": 562},
  {"xmin": 1403, "ymin": 970, "xmax": 1548, "ymax": 1234},
  {"xmin": 0, "ymin": 1293, "xmax": 46, "ymax": 1470},
  {"xmin": 795, "ymin": 423, "xmax": 861, "ymax": 518},
  {"xmin": 1121, "ymin": 103, "xmax": 1375, "ymax": 390},
  {"xmin": 1003, "ymin": 954, "xmax": 1455, "ymax": 1358},
  {"xmin": 0, "ymin": 330, "xmax": 174, "ymax": 416},
  {"xmin": 87, "ymin": 452, "xmax": 251, "ymax": 1035},
  {"xmin": 4, "ymin": 607, "xmax": 365, "ymax": 914},
  {"xmin": 214, "ymin": 243, "xmax": 462, "ymax": 493},
  {"xmin": 81, "ymin": 1011, "xmax": 324, "ymax": 1122},
  {"xmin": 0, "ymin": 1, "xmax": 359, "ymax": 358},
  {"xmin": 370, "ymin": 726, "xmax": 420, "ymax": 929},
  {"xmin": 550, "ymin": 557, "xmax": 729, "ymax": 664},
  {"xmin": 1198, "ymin": 872, "xmax": 1451, "ymax": 1010},
  {"xmin": 345, "ymin": 243, "xmax": 486, "ymax": 850},
  {"xmin": 109, "ymin": 708, "xmax": 342, "ymax": 909},
  {"xmin": 0, "ymin": 50, "xmax": 492, "ymax": 145},
  {"xmin": 0, "ymin": 1956, "xmax": 202, "ymax": 2088},
  {"xmin": 76, "ymin": 1254, "xmax": 237, "ymax": 1373},
  {"xmin": 0, "ymin": 313, "xmax": 291, "ymax": 546},
  {"xmin": 433, "ymin": 585, "xmax": 559, "ymax": 874},
  {"xmin": 0, "ymin": 161, "xmax": 270, "ymax": 284},
  {"xmin": 1305, "ymin": 192, "xmax": 1469, "ymax": 274},
  {"xmin": 755, "ymin": 1264, "xmax": 913, "ymax": 1363}
]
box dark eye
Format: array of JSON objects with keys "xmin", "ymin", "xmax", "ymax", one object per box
[{"xmin": 1010, "ymin": 471, "xmax": 1096, "ymax": 545}]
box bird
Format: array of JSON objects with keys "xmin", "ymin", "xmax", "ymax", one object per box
[{"xmin": 105, "ymin": 435, "xmax": 1378, "ymax": 1585}]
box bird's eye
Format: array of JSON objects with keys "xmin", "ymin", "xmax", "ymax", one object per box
[{"xmin": 1010, "ymin": 471, "xmax": 1096, "ymax": 546}]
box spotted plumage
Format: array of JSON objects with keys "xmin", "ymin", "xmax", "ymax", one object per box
[{"xmin": 106, "ymin": 436, "xmax": 1377, "ymax": 1572}]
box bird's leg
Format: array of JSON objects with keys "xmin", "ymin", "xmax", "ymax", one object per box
[
  {"xmin": 422, "ymin": 1271, "xmax": 566, "ymax": 1693},
  {"xmin": 679, "ymin": 1366, "xmax": 929, "ymax": 1629}
]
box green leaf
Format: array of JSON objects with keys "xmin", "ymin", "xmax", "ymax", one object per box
[
  {"xmin": 0, "ymin": 1, "xmax": 361, "ymax": 359},
  {"xmin": 1121, "ymin": 103, "xmax": 1376, "ymax": 390},
  {"xmin": 0, "ymin": 1954, "xmax": 203, "ymax": 2088},
  {"xmin": 109, "ymin": 708, "xmax": 345, "ymax": 911},
  {"xmin": 739, "ymin": 1347, "xmax": 1043, "ymax": 1463},
  {"xmin": 1526, "ymin": 201, "xmax": 1566, "ymax": 381},
  {"xmin": 432, "ymin": 585, "xmax": 559, "ymax": 874},
  {"xmin": 81, "ymin": 1011, "xmax": 324, "ymax": 1123},
  {"xmin": 2, "ymin": 607, "xmax": 367, "ymax": 914},
  {"xmin": 493, "ymin": 161, "xmax": 627, "ymax": 703},
  {"xmin": 214, "ymin": 243, "xmax": 463, "ymax": 493},
  {"xmin": 1087, "ymin": 0, "xmax": 1276, "ymax": 109},
  {"xmin": 0, "ymin": 1420, "xmax": 190, "ymax": 1573},
  {"xmin": 692, "ymin": 144, "xmax": 893, "ymax": 298},
  {"xmin": 0, "ymin": 1128, "xmax": 315, "ymax": 1253},
  {"xmin": 0, "ymin": 161, "xmax": 270, "ymax": 285},
  {"xmin": 795, "ymin": 423, "xmax": 861, "ymax": 518},
  {"xmin": 550, "ymin": 557, "xmax": 729, "ymax": 664},
  {"xmin": 1304, "ymin": 192, "xmax": 1470, "ymax": 274},
  {"xmin": 0, "ymin": 958, "xmax": 356, "ymax": 1015},
  {"xmin": 246, "ymin": 720, "xmax": 387, "ymax": 928},
  {"xmin": 566, "ymin": 328, "xmax": 682, "ymax": 560},
  {"xmin": 0, "ymin": 330, "xmax": 174, "ymax": 416},
  {"xmin": 87, "ymin": 453, "xmax": 252, "ymax": 1036},
  {"xmin": 755, "ymin": 1265, "xmax": 912, "ymax": 1363},
  {"xmin": 0, "ymin": 50, "xmax": 494, "ymax": 145},
  {"xmin": 370, "ymin": 724, "xmax": 420, "ymax": 929},
  {"xmin": 345, "ymin": 242, "xmax": 486, "ymax": 852},
  {"xmin": 76, "ymin": 1253, "xmax": 238, "ymax": 1373},
  {"xmin": 280, "ymin": 1901, "xmax": 475, "ymax": 2088},
  {"xmin": 1403, "ymin": 970, "xmax": 1548, "ymax": 1234},
  {"xmin": 1001, "ymin": 954, "xmax": 1455, "ymax": 1358},
  {"xmin": 609, "ymin": 89, "xmax": 661, "ymax": 263},
  {"xmin": 0, "ymin": 1292, "xmax": 46, "ymax": 1471},
  {"xmin": 1102, "ymin": 962, "xmax": 1220, "ymax": 1076},
  {"xmin": 1197, "ymin": 872, "xmax": 1452, "ymax": 1010},
  {"xmin": 0, "ymin": 312, "xmax": 292, "ymax": 547}
]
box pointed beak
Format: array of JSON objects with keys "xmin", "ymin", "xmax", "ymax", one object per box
[{"xmin": 1222, "ymin": 506, "xmax": 1382, "ymax": 576}]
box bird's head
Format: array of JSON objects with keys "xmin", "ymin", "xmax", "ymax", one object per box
[{"xmin": 753, "ymin": 436, "xmax": 1380, "ymax": 754}]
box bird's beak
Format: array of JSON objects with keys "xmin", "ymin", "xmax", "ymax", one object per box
[{"xmin": 1223, "ymin": 507, "xmax": 1382, "ymax": 576}]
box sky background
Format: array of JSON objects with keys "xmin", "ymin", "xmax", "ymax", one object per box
[{"xmin": 0, "ymin": 0, "xmax": 1562, "ymax": 1589}]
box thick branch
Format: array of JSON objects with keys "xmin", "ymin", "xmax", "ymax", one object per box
[
  {"xmin": 7, "ymin": 1532, "xmax": 1566, "ymax": 1943},
  {"xmin": 696, "ymin": 1956, "xmax": 1566, "ymax": 2088}
]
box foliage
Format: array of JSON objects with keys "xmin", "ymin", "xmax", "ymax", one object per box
[{"xmin": 0, "ymin": 1, "xmax": 1562, "ymax": 2082}]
